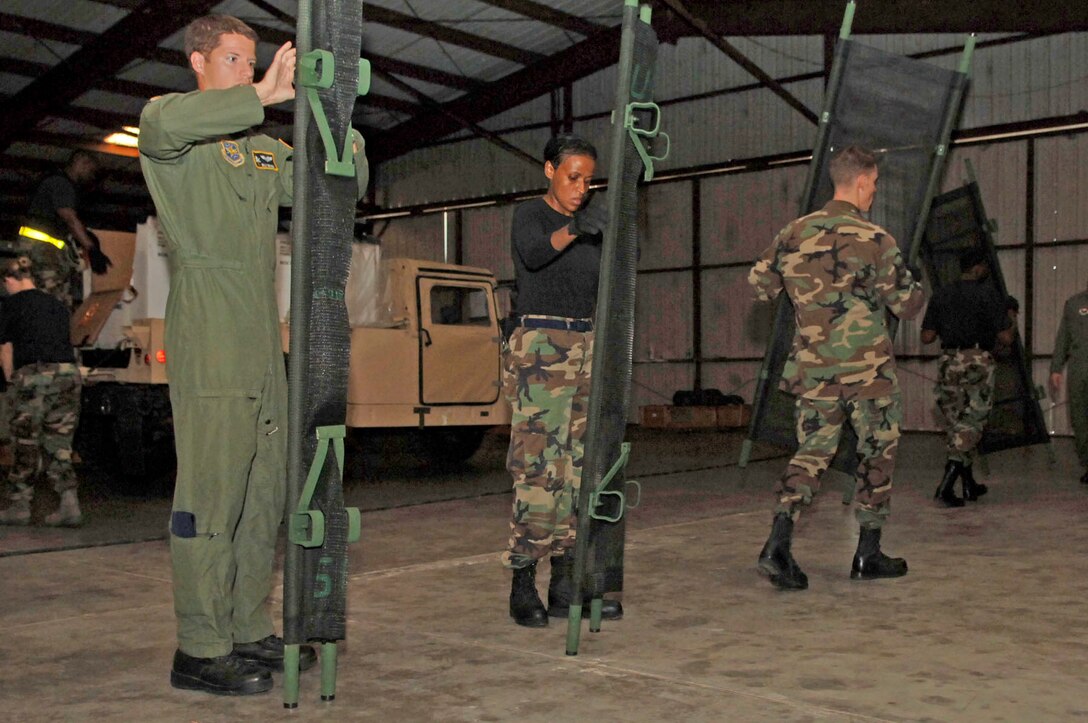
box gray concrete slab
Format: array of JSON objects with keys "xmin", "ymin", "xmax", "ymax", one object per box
[{"xmin": 0, "ymin": 431, "xmax": 1086, "ymax": 721}]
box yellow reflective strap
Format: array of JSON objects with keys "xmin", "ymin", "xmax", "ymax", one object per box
[{"xmin": 17, "ymin": 226, "xmax": 67, "ymax": 250}]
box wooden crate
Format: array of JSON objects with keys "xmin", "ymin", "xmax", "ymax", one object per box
[
  {"xmin": 715, "ymin": 404, "xmax": 752, "ymax": 428},
  {"xmin": 640, "ymin": 405, "xmax": 718, "ymax": 429},
  {"xmin": 640, "ymin": 404, "xmax": 752, "ymax": 429}
]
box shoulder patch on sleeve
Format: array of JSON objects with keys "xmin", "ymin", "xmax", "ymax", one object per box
[
  {"xmin": 252, "ymin": 150, "xmax": 278, "ymax": 171},
  {"xmin": 221, "ymin": 140, "xmax": 245, "ymax": 167}
]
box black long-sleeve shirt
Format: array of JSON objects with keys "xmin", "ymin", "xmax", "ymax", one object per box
[{"xmin": 510, "ymin": 198, "xmax": 601, "ymax": 319}]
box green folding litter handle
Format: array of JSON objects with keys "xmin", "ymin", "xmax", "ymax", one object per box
[{"xmin": 298, "ymin": 49, "xmax": 371, "ymax": 177}]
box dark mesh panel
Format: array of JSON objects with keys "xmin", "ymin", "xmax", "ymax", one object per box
[
  {"xmin": 581, "ymin": 18, "xmax": 659, "ymax": 597},
  {"xmin": 749, "ymin": 38, "xmax": 967, "ymax": 475},
  {"xmin": 285, "ymin": 0, "xmax": 362, "ymax": 644},
  {"xmin": 922, "ymin": 184, "xmax": 1049, "ymax": 454}
]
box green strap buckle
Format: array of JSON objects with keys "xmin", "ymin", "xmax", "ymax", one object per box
[
  {"xmin": 624, "ymin": 101, "xmax": 670, "ymax": 182},
  {"xmin": 298, "ymin": 50, "xmax": 361, "ymax": 177},
  {"xmin": 289, "ymin": 425, "xmax": 347, "ymax": 548},
  {"xmin": 589, "ymin": 443, "xmax": 635, "ymax": 523}
]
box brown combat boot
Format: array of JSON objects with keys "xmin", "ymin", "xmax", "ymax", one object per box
[
  {"xmin": 44, "ymin": 489, "xmax": 83, "ymax": 527},
  {"xmin": 0, "ymin": 487, "xmax": 32, "ymax": 526}
]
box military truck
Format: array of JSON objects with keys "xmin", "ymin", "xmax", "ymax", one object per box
[{"xmin": 74, "ymin": 221, "xmax": 510, "ymax": 482}]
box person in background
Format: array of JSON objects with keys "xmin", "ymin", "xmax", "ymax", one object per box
[
  {"xmin": 1049, "ymin": 286, "xmax": 1088, "ymax": 485},
  {"xmin": 0, "ymin": 256, "xmax": 82, "ymax": 527},
  {"xmin": 921, "ymin": 247, "xmax": 1013, "ymax": 506},
  {"xmin": 21, "ymin": 150, "xmax": 111, "ymax": 308}
]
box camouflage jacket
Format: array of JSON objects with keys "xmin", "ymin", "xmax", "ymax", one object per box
[{"xmin": 749, "ymin": 200, "xmax": 924, "ymax": 400}]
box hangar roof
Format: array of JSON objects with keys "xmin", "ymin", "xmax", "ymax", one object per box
[{"xmin": 1, "ymin": 0, "xmax": 1084, "ymax": 228}]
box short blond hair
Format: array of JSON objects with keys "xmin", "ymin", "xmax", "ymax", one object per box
[
  {"xmin": 184, "ymin": 14, "xmax": 258, "ymax": 58},
  {"xmin": 829, "ymin": 145, "xmax": 878, "ymax": 187}
]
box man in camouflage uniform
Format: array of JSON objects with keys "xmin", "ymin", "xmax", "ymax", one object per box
[
  {"xmin": 0, "ymin": 256, "xmax": 82, "ymax": 527},
  {"xmin": 20, "ymin": 150, "xmax": 107, "ymax": 309},
  {"xmin": 748, "ymin": 145, "xmax": 924, "ymax": 590},
  {"xmin": 1049, "ymin": 287, "xmax": 1088, "ymax": 485},
  {"xmin": 921, "ymin": 247, "xmax": 1013, "ymax": 506}
]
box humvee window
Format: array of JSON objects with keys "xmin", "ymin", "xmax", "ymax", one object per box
[{"xmin": 430, "ymin": 285, "xmax": 490, "ymax": 326}]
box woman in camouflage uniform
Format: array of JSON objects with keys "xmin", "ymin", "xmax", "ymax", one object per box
[
  {"xmin": 501, "ymin": 135, "xmax": 622, "ymax": 627},
  {"xmin": 0, "ymin": 256, "xmax": 82, "ymax": 527}
]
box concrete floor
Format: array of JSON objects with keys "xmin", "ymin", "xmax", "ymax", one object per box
[{"xmin": 1, "ymin": 429, "xmax": 1086, "ymax": 722}]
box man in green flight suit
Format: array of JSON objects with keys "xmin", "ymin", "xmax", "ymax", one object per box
[
  {"xmin": 138, "ymin": 15, "xmax": 368, "ymax": 696},
  {"xmin": 1049, "ymin": 287, "xmax": 1088, "ymax": 485}
]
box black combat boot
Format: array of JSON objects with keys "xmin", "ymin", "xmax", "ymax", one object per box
[
  {"xmin": 757, "ymin": 513, "xmax": 808, "ymax": 590},
  {"xmin": 933, "ymin": 460, "xmax": 965, "ymax": 507},
  {"xmin": 546, "ymin": 552, "xmax": 623, "ymax": 620},
  {"xmin": 170, "ymin": 649, "xmax": 273, "ymax": 696},
  {"xmin": 960, "ymin": 463, "xmax": 988, "ymax": 501},
  {"xmin": 233, "ymin": 634, "xmax": 317, "ymax": 672},
  {"xmin": 509, "ymin": 563, "xmax": 548, "ymax": 627},
  {"xmin": 850, "ymin": 526, "xmax": 908, "ymax": 580}
]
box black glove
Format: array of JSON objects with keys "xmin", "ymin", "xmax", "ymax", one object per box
[
  {"xmin": 86, "ymin": 229, "xmax": 112, "ymax": 275},
  {"xmin": 89, "ymin": 246, "xmax": 112, "ymax": 275},
  {"xmin": 568, "ymin": 202, "xmax": 609, "ymax": 238}
]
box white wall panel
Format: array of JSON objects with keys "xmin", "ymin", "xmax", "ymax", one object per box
[
  {"xmin": 377, "ymin": 214, "xmax": 444, "ymax": 262},
  {"xmin": 897, "ymin": 359, "xmax": 942, "ymax": 432},
  {"xmin": 639, "ymin": 182, "xmax": 692, "ymax": 270},
  {"xmin": 1035, "ymin": 134, "xmax": 1088, "ymax": 244},
  {"xmin": 1032, "ymin": 245, "xmax": 1088, "ymax": 356},
  {"xmin": 942, "ymin": 142, "xmax": 1027, "ymax": 246},
  {"xmin": 700, "ymin": 165, "xmax": 807, "ymax": 266},
  {"xmin": 634, "ymin": 272, "xmax": 692, "ymax": 363},
  {"xmin": 701, "ymin": 361, "xmax": 761, "ymax": 406},
  {"xmin": 702, "ymin": 267, "xmax": 769, "ymax": 360},
  {"xmin": 462, "ymin": 205, "xmax": 515, "ymax": 281}
]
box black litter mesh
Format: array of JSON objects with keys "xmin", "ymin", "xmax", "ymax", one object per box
[
  {"xmin": 921, "ymin": 184, "xmax": 1048, "ymax": 454},
  {"xmin": 749, "ymin": 39, "xmax": 966, "ymax": 474},
  {"xmin": 581, "ymin": 17, "xmax": 659, "ymax": 597},
  {"xmin": 286, "ymin": 0, "xmax": 362, "ymax": 644}
]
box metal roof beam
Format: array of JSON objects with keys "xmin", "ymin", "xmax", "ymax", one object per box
[
  {"xmin": 371, "ymin": 25, "xmax": 623, "ymax": 162},
  {"xmin": 0, "ymin": 0, "xmax": 224, "ymax": 154},
  {"xmin": 658, "ymin": 0, "xmax": 817, "ymax": 125},
  {"xmin": 474, "ymin": 0, "xmax": 604, "ymax": 37},
  {"xmin": 672, "ymin": 0, "xmax": 1088, "ymax": 34},
  {"xmin": 364, "ymin": 4, "xmax": 543, "ymax": 66}
]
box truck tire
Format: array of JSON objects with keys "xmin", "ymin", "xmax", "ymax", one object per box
[
  {"xmin": 417, "ymin": 427, "xmax": 487, "ymax": 464},
  {"xmin": 77, "ymin": 382, "xmax": 176, "ymax": 495}
]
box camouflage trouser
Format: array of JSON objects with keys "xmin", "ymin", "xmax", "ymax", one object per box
[
  {"xmin": 6, "ymin": 363, "xmax": 82, "ymax": 504},
  {"xmin": 776, "ymin": 394, "xmax": 902, "ymax": 529},
  {"xmin": 501, "ymin": 321, "xmax": 593, "ymax": 569},
  {"xmin": 935, "ymin": 349, "xmax": 995, "ymax": 465},
  {"xmin": 27, "ymin": 240, "xmax": 77, "ymax": 309}
]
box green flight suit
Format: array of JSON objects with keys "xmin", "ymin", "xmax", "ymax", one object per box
[
  {"xmin": 1051, "ymin": 289, "xmax": 1088, "ymax": 467},
  {"xmin": 138, "ymin": 85, "xmax": 368, "ymax": 658}
]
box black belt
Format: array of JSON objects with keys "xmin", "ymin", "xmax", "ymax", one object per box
[
  {"xmin": 942, "ymin": 345, "xmax": 987, "ymax": 353},
  {"xmin": 518, "ymin": 316, "xmax": 593, "ymax": 333}
]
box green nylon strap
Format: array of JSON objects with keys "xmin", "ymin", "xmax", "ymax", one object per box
[
  {"xmin": 289, "ymin": 425, "xmax": 355, "ymax": 547},
  {"xmin": 589, "ymin": 442, "xmax": 640, "ymax": 523},
  {"xmin": 298, "ymin": 51, "xmax": 371, "ymax": 177}
]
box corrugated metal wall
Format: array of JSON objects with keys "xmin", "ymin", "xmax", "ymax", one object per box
[{"xmin": 374, "ymin": 32, "xmax": 1088, "ymax": 435}]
